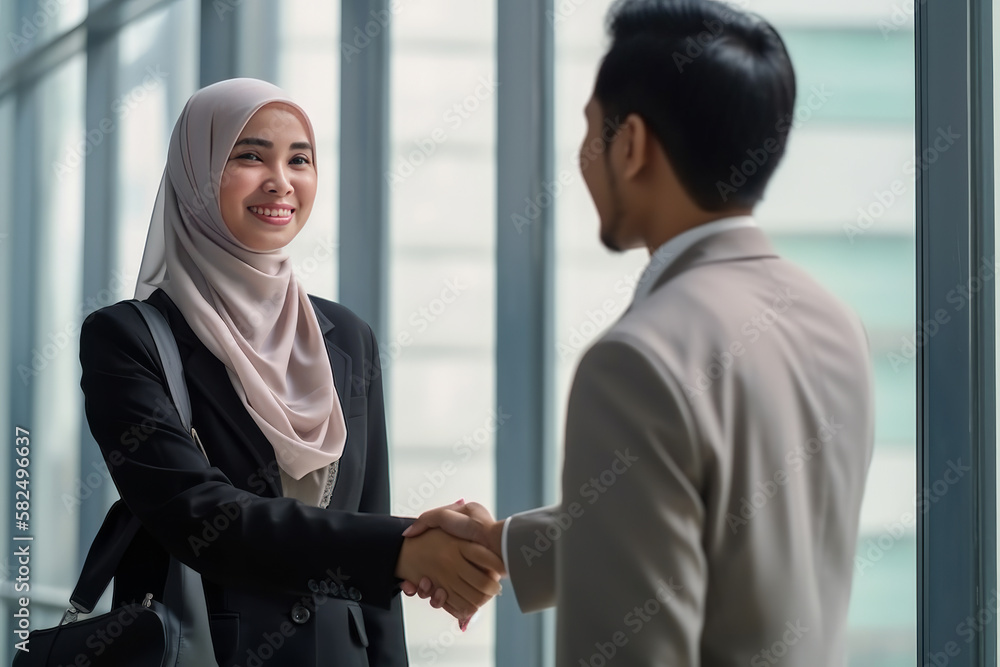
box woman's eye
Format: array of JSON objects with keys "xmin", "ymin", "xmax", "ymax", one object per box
[
  {"xmin": 291, "ymin": 156, "xmax": 311, "ymax": 165},
  {"xmin": 237, "ymin": 152, "xmax": 261, "ymax": 161}
]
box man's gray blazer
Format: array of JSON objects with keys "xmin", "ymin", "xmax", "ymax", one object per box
[{"xmin": 506, "ymin": 226, "xmax": 875, "ymax": 666}]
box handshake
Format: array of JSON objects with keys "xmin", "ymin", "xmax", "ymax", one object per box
[{"xmin": 393, "ymin": 500, "xmax": 505, "ymax": 626}]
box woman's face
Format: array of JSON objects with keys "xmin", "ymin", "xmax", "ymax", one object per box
[{"xmin": 219, "ymin": 102, "xmax": 317, "ymax": 251}]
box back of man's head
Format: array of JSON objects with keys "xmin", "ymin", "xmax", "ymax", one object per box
[{"xmin": 595, "ymin": 0, "xmax": 796, "ymax": 211}]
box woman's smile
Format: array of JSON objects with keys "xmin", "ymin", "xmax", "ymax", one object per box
[{"xmin": 247, "ymin": 204, "xmax": 295, "ymax": 226}]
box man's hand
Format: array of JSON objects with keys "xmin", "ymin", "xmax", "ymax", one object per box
[
  {"xmin": 403, "ymin": 500, "xmax": 505, "ymax": 563},
  {"xmin": 394, "ymin": 525, "xmax": 503, "ymax": 620}
]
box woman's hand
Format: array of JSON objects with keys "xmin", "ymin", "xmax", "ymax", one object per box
[
  {"xmin": 399, "ymin": 500, "xmax": 507, "ymax": 623},
  {"xmin": 394, "ymin": 527, "xmax": 504, "ymax": 620}
]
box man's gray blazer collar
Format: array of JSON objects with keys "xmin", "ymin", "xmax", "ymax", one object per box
[{"xmin": 643, "ymin": 226, "xmax": 780, "ymax": 300}]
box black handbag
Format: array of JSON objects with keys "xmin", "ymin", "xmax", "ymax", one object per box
[{"xmin": 12, "ymin": 300, "xmax": 218, "ymax": 666}]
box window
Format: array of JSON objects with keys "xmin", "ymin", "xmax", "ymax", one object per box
[{"xmin": 389, "ymin": 3, "xmax": 497, "ymax": 663}]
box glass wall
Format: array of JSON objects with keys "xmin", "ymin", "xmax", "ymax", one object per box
[
  {"xmin": 25, "ymin": 51, "xmax": 87, "ymax": 626},
  {"xmin": 115, "ymin": 0, "xmax": 199, "ymax": 285},
  {"xmin": 275, "ymin": 0, "xmax": 341, "ymax": 300},
  {"xmin": 388, "ymin": 3, "xmax": 497, "ymax": 663}
]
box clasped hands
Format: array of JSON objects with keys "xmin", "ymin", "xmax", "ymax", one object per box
[{"xmin": 394, "ymin": 500, "xmax": 505, "ymax": 624}]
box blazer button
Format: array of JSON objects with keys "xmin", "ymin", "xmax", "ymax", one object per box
[
  {"xmin": 348, "ymin": 587, "xmax": 362, "ymax": 602},
  {"xmin": 291, "ymin": 604, "xmax": 311, "ymax": 624},
  {"xmin": 307, "ymin": 579, "xmax": 320, "ymax": 593}
]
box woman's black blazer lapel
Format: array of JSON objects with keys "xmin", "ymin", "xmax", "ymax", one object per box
[{"xmin": 142, "ymin": 288, "xmax": 354, "ymax": 501}]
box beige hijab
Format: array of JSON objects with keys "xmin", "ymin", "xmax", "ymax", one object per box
[{"xmin": 133, "ymin": 78, "xmax": 347, "ymax": 484}]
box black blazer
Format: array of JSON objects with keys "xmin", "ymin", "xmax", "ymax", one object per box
[{"xmin": 78, "ymin": 287, "xmax": 412, "ymax": 667}]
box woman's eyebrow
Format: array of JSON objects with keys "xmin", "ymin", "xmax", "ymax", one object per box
[{"xmin": 233, "ymin": 137, "xmax": 313, "ymax": 151}]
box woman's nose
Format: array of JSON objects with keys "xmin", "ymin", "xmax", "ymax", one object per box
[{"xmin": 264, "ymin": 167, "xmax": 293, "ymax": 194}]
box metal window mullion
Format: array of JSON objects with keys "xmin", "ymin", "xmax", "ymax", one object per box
[
  {"xmin": 76, "ymin": 22, "xmax": 120, "ymax": 573},
  {"xmin": 199, "ymin": 0, "xmax": 279, "ymax": 85},
  {"xmin": 970, "ymin": 0, "xmax": 997, "ymax": 664},
  {"xmin": 337, "ymin": 0, "xmax": 390, "ymax": 343},
  {"xmin": 916, "ymin": 0, "xmax": 996, "ymax": 664},
  {"xmin": 495, "ymin": 1, "xmax": 555, "ymax": 666},
  {"xmin": 199, "ymin": 0, "xmax": 239, "ymax": 86}
]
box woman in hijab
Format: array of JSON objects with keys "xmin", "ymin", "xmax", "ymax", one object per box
[{"xmin": 78, "ymin": 77, "xmax": 502, "ymax": 666}]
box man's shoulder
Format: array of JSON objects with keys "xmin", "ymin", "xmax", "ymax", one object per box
[
  {"xmin": 597, "ymin": 252, "xmax": 868, "ymax": 368},
  {"xmin": 631, "ymin": 252, "xmax": 860, "ymax": 329}
]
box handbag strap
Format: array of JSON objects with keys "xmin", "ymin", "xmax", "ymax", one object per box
[
  {"xmin": 68, "ymin": 299, "xmax": 192, "ymax": 614},
  {"xmin": 130, "ymin": 300, "xmax": 192, "ymax": 432}
]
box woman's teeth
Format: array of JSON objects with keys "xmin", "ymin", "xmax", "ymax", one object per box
[{"xmin": 249, "ymin": 206, "xmax": 292, "ymax": 217}]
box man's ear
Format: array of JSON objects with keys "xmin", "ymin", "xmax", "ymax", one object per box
[{"xmin": 620, "ymin": 112, "xmax": 650, "ymax": 180}]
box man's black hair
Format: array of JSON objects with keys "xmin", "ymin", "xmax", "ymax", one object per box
[{"xmin": 594, "ymin": 0, "xmax": 797, "ymax": 210}]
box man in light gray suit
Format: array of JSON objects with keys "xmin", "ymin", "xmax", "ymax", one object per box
[{"xmin": 403, "ymin": 0, "xmax": 875, "ymax": 664}]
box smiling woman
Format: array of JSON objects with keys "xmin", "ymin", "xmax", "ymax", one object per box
[
  {"xmin": 72, "ymin": 77, "xmax": 504, "ymax": 667},
  {"xmin": 219, "ymin": 103, "xmax": 318, "ymax": 251}
]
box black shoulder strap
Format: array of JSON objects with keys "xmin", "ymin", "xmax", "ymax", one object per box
[
  {"xmin": 69, "ymin": 299, "xmax": 191, "ymax": 613},
  {"xmin": 129, "ymin": 300, "xmax": 192, "ymax": 432}
]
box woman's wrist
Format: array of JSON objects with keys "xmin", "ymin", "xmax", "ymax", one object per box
[{"xmin": 394, "ymin": 536, "xmax": 412, "ymax": 581}]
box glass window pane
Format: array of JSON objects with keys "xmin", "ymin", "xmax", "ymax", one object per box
[
  {"xmin": 389, "ymin": 2, "xmax": 497, "ymax": 664},
  {"xmin": 276, "ymin": 0, "xmax": 341, "ymax": 299},
  {"xmin": 116, "ymin": 0, "xmax": 199, "ymax": 292},
  {"xmin": 780, "ymin": 29, "xmax": 913, "ymax": 124},
  {"xmin": 28, "ymin": 50, "xmax": 87, "ymax": 626}
]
